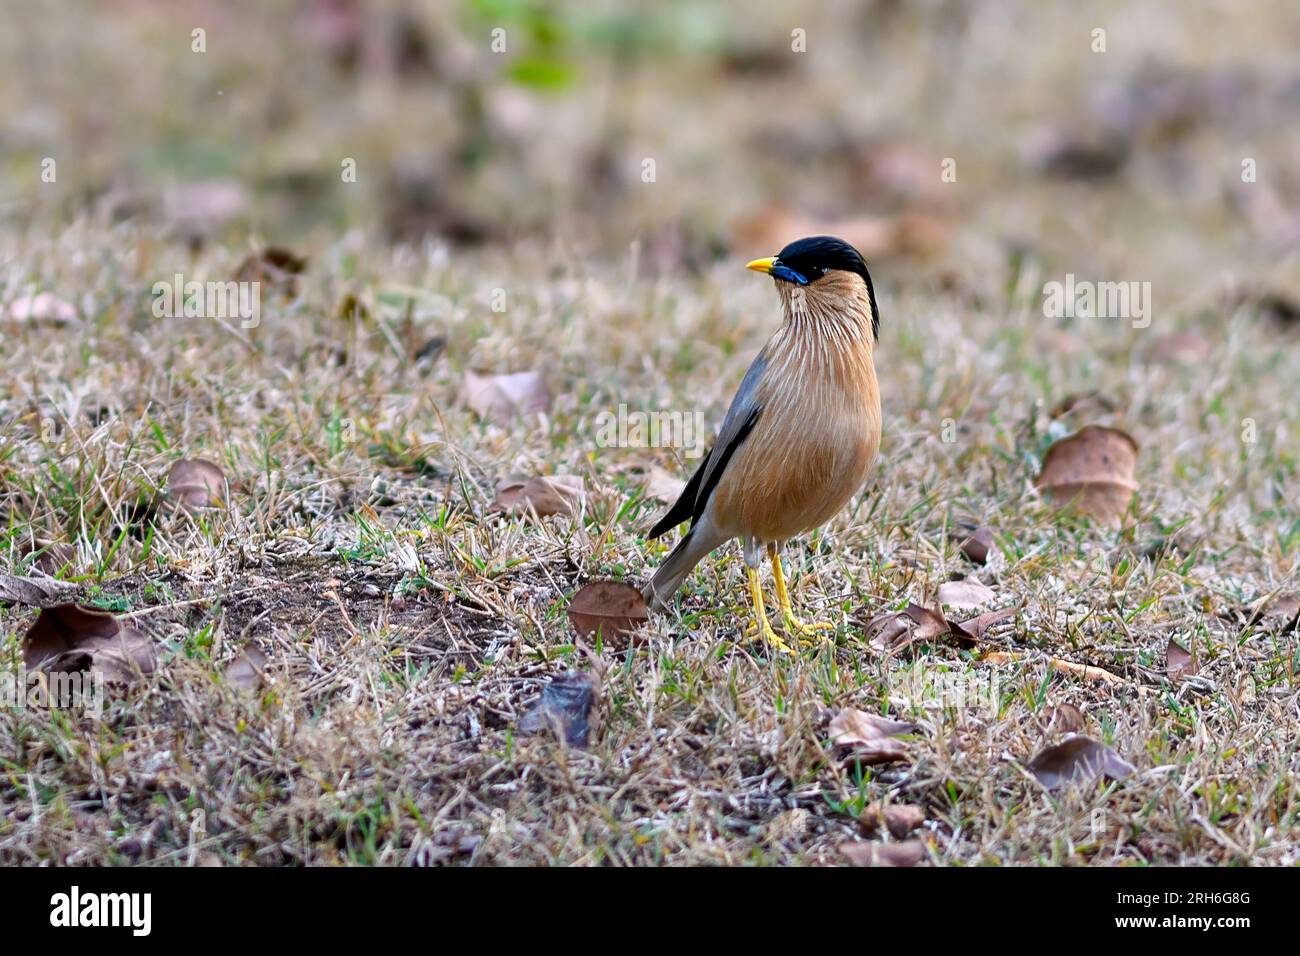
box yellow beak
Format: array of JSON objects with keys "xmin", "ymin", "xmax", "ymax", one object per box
[{"xmin": 745, "ymin": 256, "xmax": 776, "ymax": 274}]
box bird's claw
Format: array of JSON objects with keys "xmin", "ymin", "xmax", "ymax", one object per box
[
  {"xmin": 782, "ymin": 613, "xmax": 834, "ymax": 646},
  {"xmin": 745, "ymin": 618, "xmax": 797, "ymax": 655}
]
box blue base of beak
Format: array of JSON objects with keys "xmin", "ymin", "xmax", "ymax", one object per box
[{"xmin": 770, "ymin": 264, "xmax": 809, "ymax": 285}]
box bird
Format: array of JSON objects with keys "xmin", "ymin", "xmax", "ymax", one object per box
[{"xmin": 642, "ymin": 235, "xmax": 883, "ymax": 654}]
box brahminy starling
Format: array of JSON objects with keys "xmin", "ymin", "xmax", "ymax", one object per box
[{"xmin": 642, "ymin": 235, "xmax": 882, "ymax": 653}]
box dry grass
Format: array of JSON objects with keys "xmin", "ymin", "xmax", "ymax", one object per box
[{"xmin": 1, "ymin": 1, "xmax": 1299, "ymax": 866}]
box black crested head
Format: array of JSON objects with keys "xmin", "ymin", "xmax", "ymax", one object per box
[{"xmin": 776, "ymin": 235, "xmax": 880, "ymax": 341}]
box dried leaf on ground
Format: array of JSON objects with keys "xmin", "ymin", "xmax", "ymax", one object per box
[
  {"xmin": 492, "ymin": 474, "xmax": 584, "ymax": 518},
  {"xmin": 1049, "ymin": 703, "xmax": 1086, "ymax": 734},
  {"xmin": 1036, "ymin": 424, "xmax": 1139, "ymax": 524},
  {"xmin": 23, "ymin": 604, "xmax": 156, "ymax": 685},
  {"xmin": 1166, "ymin": 637, "xmax": 1198, "ymax": 680},
  {"xmin": 950, "ymin": 602, "xmax": 1023, "ymax": 644},
  {"xmin": 1026, "ymin": 735, "xmax": 1134, "ymax": 791},
  {"xmin": 225, "ymin": 645, "xmax": 268, "ymax": 690},
  {"xmin": 166, "ymin": 458, "xmax": 227, "ymax": 509},
  {"xmin": 960, "ymin": 526, "xmax": 994, "ymax": 564},
  {"xmin": 827, "ymin": 707, "xmax": 914, "ymax": 764},
  {"xmin": 567, "ymin": 581, "xmax": 648, "ymax": 643},
  {"xmin": 19, "ymin": 541, "xmax": 77, "ymax": 576},
  {"xmin": 1240, "ymin": 593, "xmax": 1300, "ymax": 633},
  {"xmin": 860, "ymin": 802, "xmax": 926, "ymax": 838},
  {"xmin": 840, "ymin": 839, "xmax": 927, "ymax": 867},
  {"xmin": 0, "ymin": 573, "xmax": 78, "ymax": 608},
  {"xmin": 936, "ymin": 576, "xmax": 995, "ymax": 611},
  {"xmin": 867, "ymin": 598, "xmax": 1020, "ymax": 651},
  {"xmin": 463, "ymin": 369, "xmax": 551, "ymax": 424},
  {"xmin": 865, "ymin": 602, "xmax": 949, "ymax": 653},
  {"xmin": 518, "ymin": 672, "xmax": 596, "ymax": 747}
]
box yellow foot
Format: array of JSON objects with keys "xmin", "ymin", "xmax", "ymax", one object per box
[
  {"xmin": 746, "ymin": 565, "xmax": 795, "ymax": 655},
  {"xmin": 769, "ymin": 544, "xmax": 834, "ymax": 647},
  {"xmin": 745, "ymin": 617, "xmax": 797, "ymax": 655},
  {"xmin": 782, "ymin": 613, "xmax": 835, "ymax": 646}
]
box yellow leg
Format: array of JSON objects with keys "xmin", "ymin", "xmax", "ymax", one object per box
[
  {"xmin": 744, "ymin": 566, "xmax": 795, "ymax": 655},
  {"xmin": 769, "ymin": 544, "xmax": 834, "ymax": 643}
]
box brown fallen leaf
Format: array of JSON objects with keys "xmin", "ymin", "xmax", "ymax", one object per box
[
  {"xmin": 518, "ymin": 672, "xmax": 596, "ymax": 747},
  {"xmin": 865, "ymin": 602, "xmax": 950, "ymax": 653},
  {"xmin": 492, "ymin": 474, "xmax": 584, "ymax": 518},
  {"xmin": 840, "ymin": 839, "xmax": 927, "ymax": 867},
  {"xmin": 567, "ymin": 581, "xmax": 649, "ymax": 644},
  {"xmin": 0, "ymin": 573, "xmax": 78, "ymax": 608},
  {"xmin": 23, "ymin": 604, "xmax": 156, "ymax": 685},
  {"xmin": 960, "ymin": 526, "xmax": 994, "ymax": 565},
  {"xmin": 234, "ymin": 246, "xmax": 307, "ymax": 296},
  {"xmin": 166, "ymin": 458, "xmax": 227, "ymax": 509},
  {"xmin": 18, "ymin": 541, "xmax": 77, "ymax": 576},
  {"xmin": 1240, "ymin": 593, "xmax": 1300, "ymax": 633},
  {"xmin": 1165, "ymin": 637, "xmax": 1198, "ymax": 680},
  {"xmin": 867, "ymin": 598, "xmax": 1019, "ymax": 651},
  {"xmin": 936, "ymin": 576, "xmax": 995, "ymax": 611},
  {"xmin": 3, "ymin": 292, "xmax": 77, "ymax": 324},
  {"xmin": 1026, "ymin": 735, "xmax": 1134, "ymax": 791},
  {"xmin": 828, "ymin": 707, "xmax": 914, "ymax": 764},
  {"xmin": 1049, "ymin": 702, "xmax": 1086, "ymax": 734},
  {"xmin": 463, "ymin": 369, "xmax": 551, "ymax": 425},
  {"xmin": 949, "ymin": 602, "xmax": 1023, "ymax": 644},
  {"xmin": 1036, "ymin": 425, "xmax": 1140, "ymax": 525},
  {"xmin": 860, "ymin": 802, "xmax": 926, "ymax": 839},
  {"xmin": 225, "ymin": 645, "xmax": 268, "ymax": 690}
]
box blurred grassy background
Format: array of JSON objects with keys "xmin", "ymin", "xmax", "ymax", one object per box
[{"xmin": 2, "ymin": 0, "xmax": 1298, "ymax": 300}]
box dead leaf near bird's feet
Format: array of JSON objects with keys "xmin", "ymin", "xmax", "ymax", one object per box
[
  {"xmin": 566, "ymin": 581, "xmax": 648, "ymax": 645},
  {"xmin": 864, "ymin": 597, "xmax": 1022, "ymax": 653}
]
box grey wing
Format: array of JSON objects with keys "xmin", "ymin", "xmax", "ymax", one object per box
[
  {"xmin": 694, "ymin": 346, "xmax": 768, "ymax": 515},
  {"xmin": 646, "ymin": 347, "xmax": 769, "ymax": 538}
]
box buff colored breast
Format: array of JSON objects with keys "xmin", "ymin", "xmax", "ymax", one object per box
[{"xmin": 710, "ymin": 338, "xmax": 881, "ymax": 543}]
